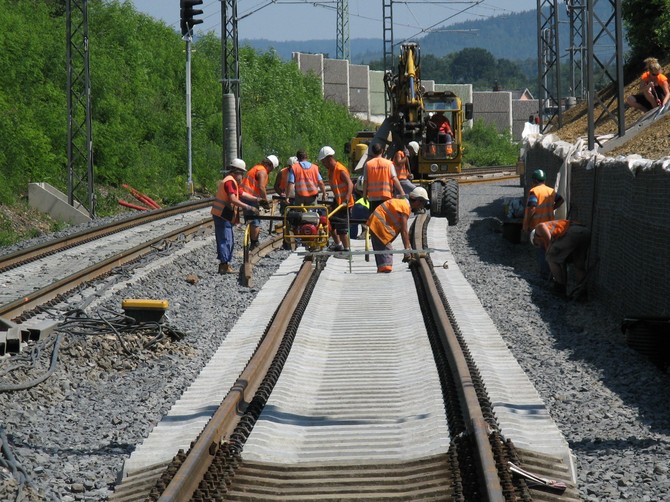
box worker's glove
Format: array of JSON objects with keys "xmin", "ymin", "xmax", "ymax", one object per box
[
  {"xmin": 402, "ymin": 253, "xmax": 413, "ymax": 263},
  {"xmin": 249, "ymin": 206, "xmax": 260, "ymax": 215},
  {"xmin": 259, "ymin": 199, "xmax": 271, "ymax": 210}
]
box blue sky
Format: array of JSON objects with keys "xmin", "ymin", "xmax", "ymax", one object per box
[{"xmin": 130, "ymin": 1, "xmax": 537, "ymax": 42}]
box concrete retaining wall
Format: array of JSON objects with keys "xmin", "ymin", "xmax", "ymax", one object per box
[{"xmin": 524, "ymin": 138, "xmax": 670, "ymax": 318}]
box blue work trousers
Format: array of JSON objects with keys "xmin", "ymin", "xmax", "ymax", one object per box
[{"xmin": 213, "ymin": 215, "xmax": 235, "ymax": 264}]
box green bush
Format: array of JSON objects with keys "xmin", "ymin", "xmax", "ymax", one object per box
[{"xmin": 462, "ymin": 119, "xmax": 519, "ymax": 167}]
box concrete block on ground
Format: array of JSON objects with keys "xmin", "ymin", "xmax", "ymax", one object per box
[{"xmin": 28, "ymin": 182, "xmax": 91, "ymax": 225}]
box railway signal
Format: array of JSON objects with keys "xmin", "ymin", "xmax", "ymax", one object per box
[{"xmin": 180, "ymin": 0, "xmax": 203, "ymax": 37}]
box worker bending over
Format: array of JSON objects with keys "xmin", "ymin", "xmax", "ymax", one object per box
[
  {"xmin": 531, "ymin": 220, "xmax": 591, "ymax": 299},
  {"xmin": 367, "ymin": 187, "xmax": 429, "ymax": 273}
]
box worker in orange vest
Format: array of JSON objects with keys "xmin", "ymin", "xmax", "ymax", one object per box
[
  {"xmin": 363, "ymin": 142, "xmax": 404, "ymax": 212},
  {"xmin": 531, "ymin": 220, "xmax": 591, "ymax": 298},
  {"xmin": 522, "ymin": 169, "xmax": 565, "ymax": 280},
  {"xmin": 367, "ymin": 187, "xmax": 429, "ymax": 273},
  {"xmin": 286, "ymin": 150, "xmax": 327, "ymax": 206},
  {"xmin": 240, "ymin": 154, "xmax": 278, "ymax": 250},
  {"xmin": 318, "ymin": 146, "xmax": 354, "ymax": 253},
  {"xmin": 211, "ymin": 159, "xmax": 259, "ymax": 274},
  {"xmin": 392, "ymin": 141, "xmax": 419, "ymax": 195}
]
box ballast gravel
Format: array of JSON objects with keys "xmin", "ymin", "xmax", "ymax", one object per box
[{"xmin": 0, "ymin": 182, "xmax": 669, "ymax": 501}]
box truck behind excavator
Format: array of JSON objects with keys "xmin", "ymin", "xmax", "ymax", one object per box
[{"xmin": 345, "ymin": 42, "xmax": 472, "ymax": 225}]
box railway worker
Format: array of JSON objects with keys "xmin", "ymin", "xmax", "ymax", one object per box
[
  {"xmin": 286, "ymin": 150, "xmax": 327, "ymax": 206},
  {"xmin": 626, "ymin": 57, "xmax": 670, "ymax": 112},
  {"xmin": 274, "ymin": 155, "xmax": 297, "ymax": 219},
  {"xmin": 363, "ymin": 142, "xmax": 404, "ymax": 213},
  {"xmin": 211, "ymin": 159, "xmax": 259, "ymax": 274},
  {"xmin": 318, "ymin": 146, "xmax": 354, "ymax": 253},
  {"xmin": 392, "ymin": 141, "xmax": 419, "ymax": 196},
  {"xmin": 522, "ymin": 169, "xmax": 564, "ymax": 280},
  {"xmin": 428, "ymin": 112, "xmax": 453, "ymax": 155},
  {"xmin": 530, "ymin": 219, "xmax": 591, "ymax": 298},
  {"xmin": 240, "ymin": 154, "xmax": 278, "ymax": 250},
  {"xmin": 367, "ymin": 186, "xmax": 429, "ymax": 273}
]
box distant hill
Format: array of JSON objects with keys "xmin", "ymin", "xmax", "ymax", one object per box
[{"xmin": 241, "ymin": 4, "xmax": 626, "ymax": 65}]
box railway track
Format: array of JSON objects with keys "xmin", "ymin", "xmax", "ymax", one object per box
[{"xmin": 111, "ymin": 214, "xmax": 580, "ymax": 501}]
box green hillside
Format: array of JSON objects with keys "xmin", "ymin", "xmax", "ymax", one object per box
[{"xmin": 0, "ymin": 0, "xmax": 363, "ymax": 214}]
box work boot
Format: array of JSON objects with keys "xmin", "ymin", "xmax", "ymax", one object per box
[
  {"xmin": 328, "ymin": 242, "xmax": 344, "ymax": 252},
  {"xmin": 218, "ymin": 263, "xmax": 234, "ymax": 274}
]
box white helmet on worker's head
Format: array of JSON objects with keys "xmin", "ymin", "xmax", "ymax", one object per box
[
  {"xmin": 318, "ymin": 146, "xmax": 336, "ymax": 161},
  {"xmin": 409, "ymin": 186, "xmax": 429, "ymax": 202},
  {"xmin": 287, "ymin": 156, "xmax": 298, "ymax": 166},
  {"xmin": 265, "ymin": 154, "xmax": 279, "ymax": 169},
  {"xmin": 228, "ymin": 158, "xmax": 246, "ymax": 172},
  {"xmin": 529, "ymin": 229, "xmax": 540, "ymax": 247},
  {"xmin": 408, "ymin": 141, "xmax": 420, "ymax": 155}
]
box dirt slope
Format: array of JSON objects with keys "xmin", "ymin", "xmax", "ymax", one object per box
[{"xmin": 551, "ymin": 66, "xmax": 670, "ymax": 160}]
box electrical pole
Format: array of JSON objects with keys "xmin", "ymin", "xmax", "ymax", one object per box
[
  {"xmin": 66, "ymin": 0, "xmax": 95, "ymax": 217},
  {"xmin": 180, "ymin": 0, "xmax": 203, "ymax": 195}
]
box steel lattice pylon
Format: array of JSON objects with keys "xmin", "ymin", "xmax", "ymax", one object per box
[
  {"xmin": 66, "ymin": 0, "xmax": 95, "ymax": 217},
  {"xmin": 382, "ymin": 0, "xmax": 393, "ymax": 115},
  {"xmin": 586, "ymin": 0, "xmax": 625, "ymax": 150},
  {"xmin": 537, "ymin": 0, "xmax": 562, "ymax": 131},
  {"xmin": 566, "ymin": 0, "xmax": 586, "ymax": 101},
  {"xmin": 222, "ymin": 0, "xmax": 241, "ymax": 163},
  {"xmin": 336, "ymin": 0, "xmax": 350, "ymax": 60}
]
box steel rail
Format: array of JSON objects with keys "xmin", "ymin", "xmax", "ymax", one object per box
[
  {"xmin": 0, "ymin": 218, "xmax": 212, "ymax": 321},
  {"xmin": 412, "ymin": 213, "xmax": 504, "ymax": 502},
  {"xmin": 157, "ymin": 261, "xmax": 314, "ymax": 502},
  {"xmin": 0, "ymin": 199, "xmax": 212, "ymax": 273}
]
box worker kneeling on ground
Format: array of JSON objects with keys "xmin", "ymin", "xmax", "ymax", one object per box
[
  {"xmin": 530, "ymin": 219, "xmax": 591, "ymax": 299},
  {"xmin": 367, "ymin": 187, "xmax": 429, "ymax": 273}
]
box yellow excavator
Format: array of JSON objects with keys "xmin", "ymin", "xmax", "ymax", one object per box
[{"xmin": 346, "ymin": 42, "xmax": 472, "ymax": 225}]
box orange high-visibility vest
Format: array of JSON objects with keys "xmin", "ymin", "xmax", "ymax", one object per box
[
  {"xmin": 366, "ymin": 157, "xmax": 394, "ymax": 201},
  {"xmin": 240, "ymin": 164, "xmax": 267, "ymax": 198},
  {"xmin": 328, "ymin": 161, "xmax": 354, "ymax": 207},
  {"xmin": 211, "ymin": 175, "xmax": 239, "ymax": 221},
  {"xmin": 525, "ymin": 184, "xmax": 557, "ymax": 229},
  {"xmin": 393, "ymin": 150, "xmax": 410, "ymax": 180},
  {"xmin": 536, "ymin": 219, "xmax": 570, "ymax": 249},
  {"xmin": 277, "ymin": 167, "xmax": 289, "ymax": 194},
  {"xmin": 367, "ymin": 198, "xmax": 411, "ymax": 245},
  {"xmin": 292, "ymin": 162, "xmax": 320, "ymax": 197}
]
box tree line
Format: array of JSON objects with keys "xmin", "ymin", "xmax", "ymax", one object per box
[{"xmin": 0, "ymin": 0, "xmax": 363, "ymax": 215}]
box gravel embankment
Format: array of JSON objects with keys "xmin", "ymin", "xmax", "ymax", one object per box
[{"xmin": 1, "ymin": 182, "xmax": 669, "ymax": 501}]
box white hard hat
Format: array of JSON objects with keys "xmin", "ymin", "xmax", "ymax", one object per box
[
  {"xmin": 409, "ymin": 186, "xmax": 429, "ymax": 202},
  {"xmin": 228, "ymin": 158, "xmax": 246, "ymax": 172},
  {"xmin": 408, "ymin": 141, "xmax": 420, "ymax": 154},
  {"xmin": 287, "ymin": 156, "xmax": 298, "ymax": 166},
  {"xmin": 318, "ymin": 146, "xmax": 335, "ymax": 161},
  {"xmin": 355, "ymin": 176, "xmax": 365, "ymax": 192},
  {"xmin": 265, "ymin": 154, "xmax": 279, "ymax": 169},
  {"xmin": 529, "ymin": 229, "xmax": 539, "ymax": 247}
]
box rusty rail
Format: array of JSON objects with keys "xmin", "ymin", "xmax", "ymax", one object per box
[
  {"xmin": 157, "ymin": 261, "xmax": 314, "ymax": 502},
  {"xmin": 412, "ymin": 213, "xmax": 504, "ymax": 502}
]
